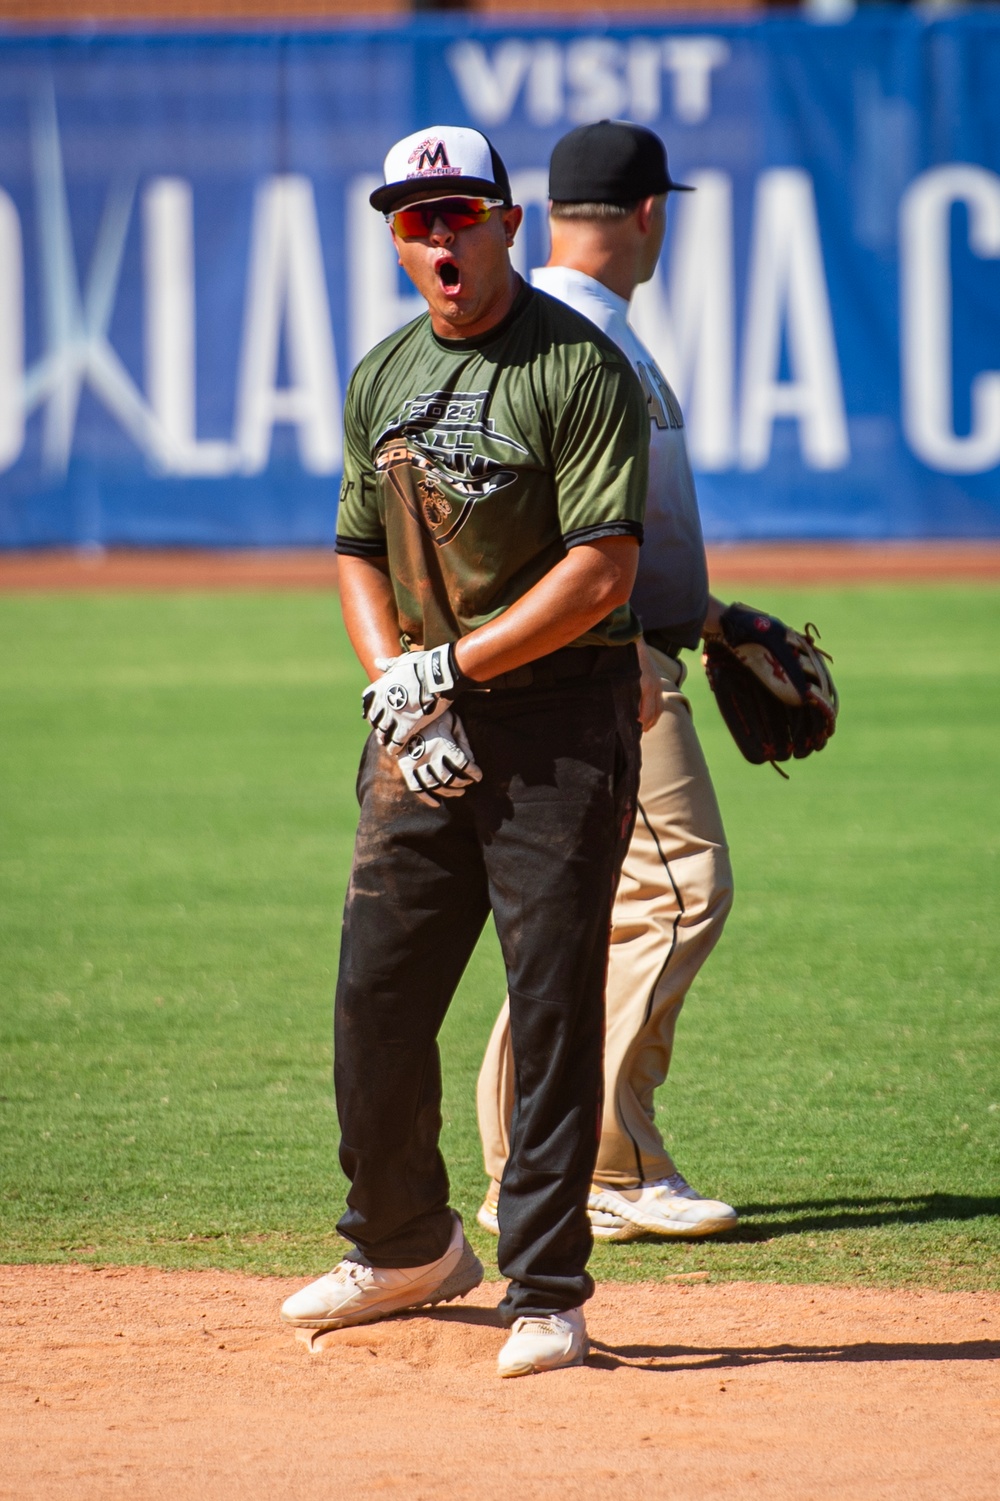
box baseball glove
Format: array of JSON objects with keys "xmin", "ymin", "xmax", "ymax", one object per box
[{"xmin": 702, "ymin": 602, "xmax": 838, "ymax": 775}]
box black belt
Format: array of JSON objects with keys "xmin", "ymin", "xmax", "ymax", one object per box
[
  {"xmin": 650, "ymin": 641, "xmax": 685, "ymax": 661},
  {"xmin": 464, "ymin": 643, "xmax": 637, "ymax": 693}
]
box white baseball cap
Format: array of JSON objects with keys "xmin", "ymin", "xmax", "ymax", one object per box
[{"xmin": 369, "ymin": 124, "xmax": 513, "ymax": 214}]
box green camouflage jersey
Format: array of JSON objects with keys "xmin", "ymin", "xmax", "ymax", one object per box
[{"xmin": 335, "ymin": 280, "xmax": 648, "ymax": 652}]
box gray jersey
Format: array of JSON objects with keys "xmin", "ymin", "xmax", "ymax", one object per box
[{"xmin": 531, "ymin": 266, "xmax": 708, "ymax": 648}]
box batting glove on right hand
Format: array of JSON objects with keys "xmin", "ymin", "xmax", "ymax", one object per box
[
  {"xmin": 362, "ymin": 643, "xmax": 464, "ymax": 756},
  {"xmin": 400, "ymin": 709, "xmax": 483, "ymax": 807}
]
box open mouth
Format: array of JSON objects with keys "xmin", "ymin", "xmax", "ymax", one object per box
[{"xmin": 436, "ymin": 259, "xmax": 461, "ymax": 292}]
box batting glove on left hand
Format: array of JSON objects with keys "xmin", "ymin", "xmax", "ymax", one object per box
[
  {"xmin": 362, "ymin": 643, "xmax": 464, "ymax": 756},
  {"xmin": 400, "ymin": 709, "xmax": 483, "ymax": 807}
]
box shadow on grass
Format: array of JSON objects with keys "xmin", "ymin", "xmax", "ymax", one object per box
[
  {"xmin": 587, "ymin": 1337, "xmax": 1000, "ymax": 1373},
  {"xmin": 709, "ymin": 1193, "xmax": 1000, "ymax": 1243}
]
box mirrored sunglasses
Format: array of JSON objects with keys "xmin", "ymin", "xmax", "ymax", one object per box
[{"xmin": 387, "ymin": 197, "xmax": 504, "ymax": 239}]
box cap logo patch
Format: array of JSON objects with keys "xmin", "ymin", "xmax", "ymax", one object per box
[{"xmin": 407, "ymin": 137, "xmax": 460, "ymax": 180}]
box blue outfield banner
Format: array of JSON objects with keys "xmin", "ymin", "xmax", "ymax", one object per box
[{"xmin": 0, "ymin": 12, "xmax": 999, "ymax": 547}]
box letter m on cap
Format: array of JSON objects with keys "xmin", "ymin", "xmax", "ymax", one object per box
[{"xmin": 411, "ymin": 138, "xmax": 450, "ymax": 173}]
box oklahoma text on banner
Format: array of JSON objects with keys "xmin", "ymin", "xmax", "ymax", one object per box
[{"xmin": 0, "ymin": 15, "xmax": 998, "ymax": 547}]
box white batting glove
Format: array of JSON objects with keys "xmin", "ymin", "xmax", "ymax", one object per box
[
  {"xmin": 362, "ymin": 644, "xmax": 463, "ymax": 756},
  {"xmin": 400, "ymin": 709, "xmax": 483, "ymax": 808}
]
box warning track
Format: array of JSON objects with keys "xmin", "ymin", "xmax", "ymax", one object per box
[{"xmin": 1, "ymin": 542, "xmax": 999, "ymax": 592}]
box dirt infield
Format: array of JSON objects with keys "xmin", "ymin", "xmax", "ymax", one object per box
[
  {"xmin": 2, "ymin": 1265, "xmax": 998, "ymax": 1500},
  {"xmin": 2, "ymin": 542, "xmax": 1000, "ymax": 592}
]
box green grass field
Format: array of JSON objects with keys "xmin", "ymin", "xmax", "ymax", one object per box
[{"xmin": 1, "ymin": 585, "xmax": 998, "ymax": 1290}]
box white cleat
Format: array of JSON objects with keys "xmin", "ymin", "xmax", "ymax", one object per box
[
  {"xmin": 588, "ymin": 1172, "xmax": 738, "ymax": 1239},
  {"xmin": 280, "ymin": 1213, "xmax": 483, "ymax": 1332},
  {"xmin": 497, "ymin": 1307, "xmax": 589, "ymax": 1379}
]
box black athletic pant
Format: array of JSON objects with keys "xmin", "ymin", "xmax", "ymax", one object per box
[{"xmin": 334, "ymin": 646, "xmax": 641, "ymax": 1323}]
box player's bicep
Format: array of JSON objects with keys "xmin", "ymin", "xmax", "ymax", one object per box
[
  {"xmin": 336, "ymin": 379, "xmax": 385, "ymax": 553},
  {"xmin": 553, "ymin": 362, "xmax": 649, "ymax": 544},
  {"xmin": 561, "ymin": 535, "xmax": 639, "ymax": 611}
]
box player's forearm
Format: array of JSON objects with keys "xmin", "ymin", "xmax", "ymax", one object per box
[
  {"xmin": 454, "ymin": 537, "xmax": 638, "ymax": 683},
  {"xmin": 702, "ymin": 593, "xmax": 727, "ymax": 639},
  {"xmin": 337, "ymin": 554, "xmax": 402, "ymax": 681}
]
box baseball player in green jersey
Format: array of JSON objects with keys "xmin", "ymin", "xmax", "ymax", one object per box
[
  {"xmin": 476, "ymin": 122, "xmax": 739, "ymax": 1244},
  {"xmin": 280, "ymin": 126, "xmax": 648, "ymax": 1378}
]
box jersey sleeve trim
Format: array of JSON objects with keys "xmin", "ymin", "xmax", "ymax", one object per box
[
  {"xmin": 563, "ymin": 520, "xmax": 644, "ymax": 549},
  {"xmin": 335, "ymin": 534, "xmax": 389, "ymax": 559}
]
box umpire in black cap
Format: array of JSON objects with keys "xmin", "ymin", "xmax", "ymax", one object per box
[
  {"xmin": 548, "ymin": 119, "xmax": 693, "ymax": 205},
  {"xmin": 476, "ymin": 118, "xmax": 745, "ymax": 1252}
]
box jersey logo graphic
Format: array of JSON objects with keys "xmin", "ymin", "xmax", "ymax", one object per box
[
  {"xmin": 375, "ymin": 391, "xmax": 526, "ymax": 547},
  {"xmin": 638, "ymin": 362, "xmax": 684, "ymax": 432},
  {"xmin": 407, "ymin": 139, "xmax": 460, "ymax": 180}
]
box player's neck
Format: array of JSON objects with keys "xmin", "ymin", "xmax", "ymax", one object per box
[
  {"xmin": 545, "ymin": 224, "xmax": 641, "ymax": 303},
  {"xmin": 429, "ymin": 266, "xmax": 521, "ymax": 342}
]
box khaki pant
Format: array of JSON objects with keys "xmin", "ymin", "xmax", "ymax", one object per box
[{"xmin": 476, "ymin": 646, "xmax": 733, "ymax": 1189}]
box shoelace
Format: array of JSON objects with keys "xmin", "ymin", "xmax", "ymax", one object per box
[
  {"xmin": 327, "ymin": 1261, "xmax": 375, "ymax": 1287},
  {"xmin": 513, "ymin": 1315, "xmax": 564, "ymax": 1336},
  {"xmin": 650, "ymin": 1173, "xmax": 700, "ymax": 1200}
]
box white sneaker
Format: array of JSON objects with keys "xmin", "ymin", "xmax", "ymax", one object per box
[
  {"xmin": 589, "ymin": 1172, "xmax": 738, "ymax": 1239},
  {"xmin": 479, "ymin": 1186, "xmax": 643, "ymax": 1243},
  {"xmin": 588, "ymin": 1204, "xmax": 643, "ymax": 1242},
  {"xmin": 280, "ymin": 1213, "xmax": 483, "ymax": 1332},
  {"xmin": 497, "ymin": 1307, "xmax": 589, "ymax": 1379},
  {"xmin": 476, "ymin": 1186, "xmax": 499, "ymax": 1236}
]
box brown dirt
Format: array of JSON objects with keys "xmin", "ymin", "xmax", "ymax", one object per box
[
  {"xmin": 2, "ymin": 1265, "xmax": 998, "ymax": 1500},
  {"xmin": 1, "ymin": 542, "xmax": 1000, "ymax": 592}
]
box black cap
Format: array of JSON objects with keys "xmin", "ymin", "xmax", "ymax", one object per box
[{"xmin": 548, "ymin": 121, "xmax": 693, "ymax": 206}]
